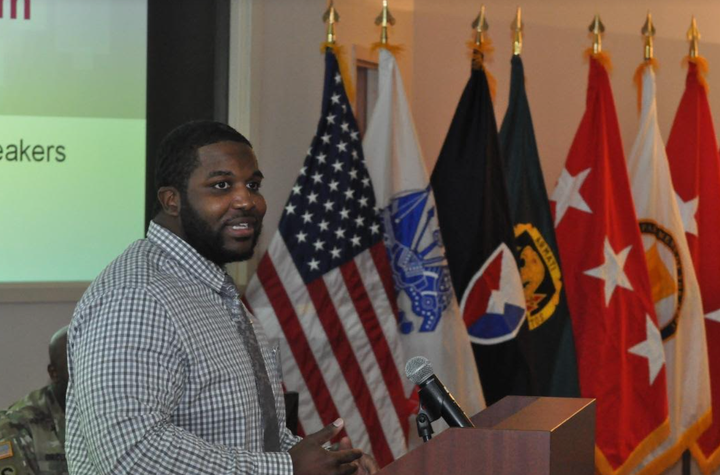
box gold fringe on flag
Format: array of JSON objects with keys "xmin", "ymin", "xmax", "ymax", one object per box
[
  {"xmin": 466, "ymin": 39, "xmax": 496, "ymax": 101},
  {"xmin": 595, "ymin": 418, "xmax": 670, "ymax": 475},
  {"xmin": 321, "ymin": 41, "xmax": 356, "ymax": 105},
  {"xmin": 640, "ymin": 410, "xmax": 711, "ymax": 475},
  {"xmin": 584, "ymin": 48, "xmax": 613, "ymax": 74},
  {"xmin": 633, "ymin": 58, "xmax": 659, "ymax": 113},
  {"xmin": 682, "ymin": 55, "xmax": 709, "ymax": 94},
  {"xmin": 370, "ymin": 41, "xmax": 405, "ymax": 57}
]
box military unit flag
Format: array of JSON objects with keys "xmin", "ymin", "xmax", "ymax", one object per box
[
  {"xmin": 431, "ymin": 55, "xmax": 530, "ymax": 406},
  {"xmin": 666, "ymin": 58, "xmax": 720, "ymax": 475},
  {"xmin": 362, "ymin": 46, "xmax": 486, "ymax": 435},
  {"xmin": 627, "ymin": 61, "xmax": 711, "ymax": 475},
  {"xmin": 551, "ymin": 54, "xmax": 669, "ymax": 475},
  {"xmin": 498, "ymin": 55, "xmax": 580, "ymax": 398},
  {"xmin": 244, "ymin": 48, "xmax": 410, "ymax": 466}
]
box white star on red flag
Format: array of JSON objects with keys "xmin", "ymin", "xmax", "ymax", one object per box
[
  {"xmin": 675, "ymin": 192, "xmax": 699, "ymax": 236},
  {"xmin": 628, "ymin": 314, "xmax": 665, "ymax": 385},
  {"xmin": 552, "ymin": 167, "xmax": 592, "ymax": 227},
  {"xmin": 583, "ymin": 237, "xmax": 634, "ymax": 306}
]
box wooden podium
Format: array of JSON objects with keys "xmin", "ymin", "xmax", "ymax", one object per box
[{"xmin": 378, "ymin": 396, "xmax": 595, "ymax": 475}]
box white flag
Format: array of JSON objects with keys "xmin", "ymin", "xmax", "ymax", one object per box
[
  {"xmin": 628, "ymin": 64, "xmax": 712, "ymax": 475},
  {"xmin": 363, "ymin": 48, "xmax": 485, "ymax": 437}
]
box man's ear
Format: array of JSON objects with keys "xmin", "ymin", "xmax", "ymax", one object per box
[
  {"xmin": 157, "ymin": 186, "xmax": 181, "ymax": 217},
  {"xmin": 48, "ymin": 364, "xmax": 58, "ymax": 383}
]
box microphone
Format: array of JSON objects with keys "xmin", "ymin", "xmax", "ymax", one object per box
[{"xmin": 405, "ymin": 356, "xmax": 474, "ymax": 429}]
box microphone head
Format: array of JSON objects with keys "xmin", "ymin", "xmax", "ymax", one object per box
[{"xmin": 405, "ymin": 356, "xmax": 434, "ymax": 385}]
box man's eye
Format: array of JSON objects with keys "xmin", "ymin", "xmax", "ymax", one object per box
[
  {"xmin": 213, "ymin": 181, "xmax": 231, "ymax": 190},
  {"xmin": 247, "ymin": 181, "xmax": 262, "ymax": 192}
]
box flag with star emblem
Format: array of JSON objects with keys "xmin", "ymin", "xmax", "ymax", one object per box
[
  {"xmin": 244, "ymin": 48, "xmax": 411, "ymax": 466},
  {"xmin": 499, "ymin": 55, "xmax": 580, "ymax": 398},
  {"xmin": 628, "ymin": 61, "xmax": 711, "ymax": 475},
  {"xmin": 430, "ymin": 55, "xmax": 531, "ymax": 406},
  {"xmin": 550, "ymin": 54, "xmax": 669, "ymax": 475},
  {"xmin": 362, "ymin": 47, "xmax": 486, "ymax": 435},
  {"xmin": 666, "ymin": 57, "xmax": 720, "ymax": 475}
]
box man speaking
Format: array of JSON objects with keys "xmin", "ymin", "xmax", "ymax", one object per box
[{"xmin": 66, "ymin": 121, "xmax": 376, "ymax": 475}]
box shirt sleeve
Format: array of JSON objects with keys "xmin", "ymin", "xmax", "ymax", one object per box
[
  {"xmin": 280, "ymin": 427, "xmax": 302, "ymax": 452},
  {"xmin": 0, "ymin": 415, "xmax": 38, "ymax": 475},
  {"xmin": 69, "ymin": 287, "xmax": 294, "ymax": 475}
]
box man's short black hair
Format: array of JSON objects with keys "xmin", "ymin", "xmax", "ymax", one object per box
[{"xmin": 154, "ymin": 120, "xmax": 252, "ymax": 215}]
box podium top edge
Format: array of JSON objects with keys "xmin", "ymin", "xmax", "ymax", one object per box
[{"xmin": 470, "ymin": 396, "xmax": 596, "ymax": 431}]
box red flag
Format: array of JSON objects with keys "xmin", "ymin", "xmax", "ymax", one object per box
[
  {"xmin": 666, "ymin": 58, "xmax": 720, "ymax": 475},
  {"xmin": 551, "ymin": 54, "xmax": 669, "ymax": 475}
]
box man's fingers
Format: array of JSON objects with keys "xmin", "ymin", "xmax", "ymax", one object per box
[
  {"xmin": 327, "ymin": 435, "xmax": 352, "ymax": 452},
  {"xmin": 359, "ymin": 454, "xmax": 380, "ymax": 474},
  {"xmin": 334, "ymin": 448, "xmax": 363, "ymax": 465},
  {"xmin": 337, "ymin": 436, "xmax": 352, "ymax": 451},
  {"xmin": 338, "ymin": 463, "xmax": 359, "ymax": 475},
  {"xmin": 305, "ymin": 418, "xmax": 345, "ymax": 445}
]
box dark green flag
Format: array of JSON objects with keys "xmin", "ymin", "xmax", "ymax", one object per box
[{"xmin": 498, "ymin": 55, "xmax": 580, "ymax": 397}]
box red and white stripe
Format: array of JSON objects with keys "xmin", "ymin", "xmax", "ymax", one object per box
[{"xmin": 245, "ymin": 235, "xmax": 410, "ymax": 465}]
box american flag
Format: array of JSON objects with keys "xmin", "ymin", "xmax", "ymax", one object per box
[{"xmin": 244, "ymin": 49, "xmax": 410, "ymax": 466}]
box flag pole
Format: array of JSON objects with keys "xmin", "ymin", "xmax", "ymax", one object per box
[
  {"xmin": 683, "ymin": 16, "xmax": 708, "ymax": 93},
  {"xmin": 688, "ymin": 16, "xmax": 700, "ymax": 58},
  {"xmin": 641, "ymin": 12, "xmax": 655, "ymax": 61},
  {"xmin": 589, "ymin": 14, "xmax": 605, "ymax": 54},
  {"xmin": 468, "ymin": 6, "xmax": 496, "ymax": 99},
  {"xmin": 511, "ymin": 6, "xmax": 523, "ymax": 56},
  {"xmin": 322, "ymin": 0, "xmax": 339, "ymax": 45},
  {"xmin": 375, "ymin": 0, "xmax": 396, "ymax": 45},
  {"xmin": 322, "ymin": 1, "xmax": 356, "ymax": 105},
  {"xmin": 633, "ymin": 12, "xmax": 657, "ymax": 113}
]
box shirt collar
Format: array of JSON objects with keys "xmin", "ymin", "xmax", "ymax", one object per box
[{"xmin": 147, "ymin": 221, "xmax": 228, "ymax": 293}]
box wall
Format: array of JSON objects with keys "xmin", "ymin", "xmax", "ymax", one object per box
[
  {"xmin": 0, "ymin": 303, "xmax": 75, "ymax": 408},
  {"xmin": 413, "ymin": 0, "xmax": 720, "ymax": 191}
]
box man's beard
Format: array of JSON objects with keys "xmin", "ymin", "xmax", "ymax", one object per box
[{"xmin": 179, "ymin": 197, "xmax": 262, "ymax": 266}]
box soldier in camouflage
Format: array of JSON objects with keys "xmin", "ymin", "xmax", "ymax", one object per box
[{"xmin": 0, "ymin": 327, "xmax": 68, "ymax": 475}]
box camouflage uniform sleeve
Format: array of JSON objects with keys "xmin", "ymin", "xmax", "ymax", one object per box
[{"xmin": 0, "ymin": 415, "xmax": 37, "ymax": 475}]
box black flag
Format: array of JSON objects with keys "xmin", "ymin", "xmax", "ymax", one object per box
[{"xmin": 431, "ymin": 61, "xmax": 532, "ymax": 405}]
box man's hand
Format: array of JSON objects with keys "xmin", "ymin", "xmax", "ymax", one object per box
[
  {"xmin": 337, "ymin": 435, "xmax": 380, "ymax": 475},
  {"xmin": 289, "ymin": 419, "xmax": 363, "ymax": 475}
]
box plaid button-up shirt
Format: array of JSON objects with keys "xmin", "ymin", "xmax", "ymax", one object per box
[{"xmin": 66, "ymin": 222, "xmax": 300, "ymax": 474}]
